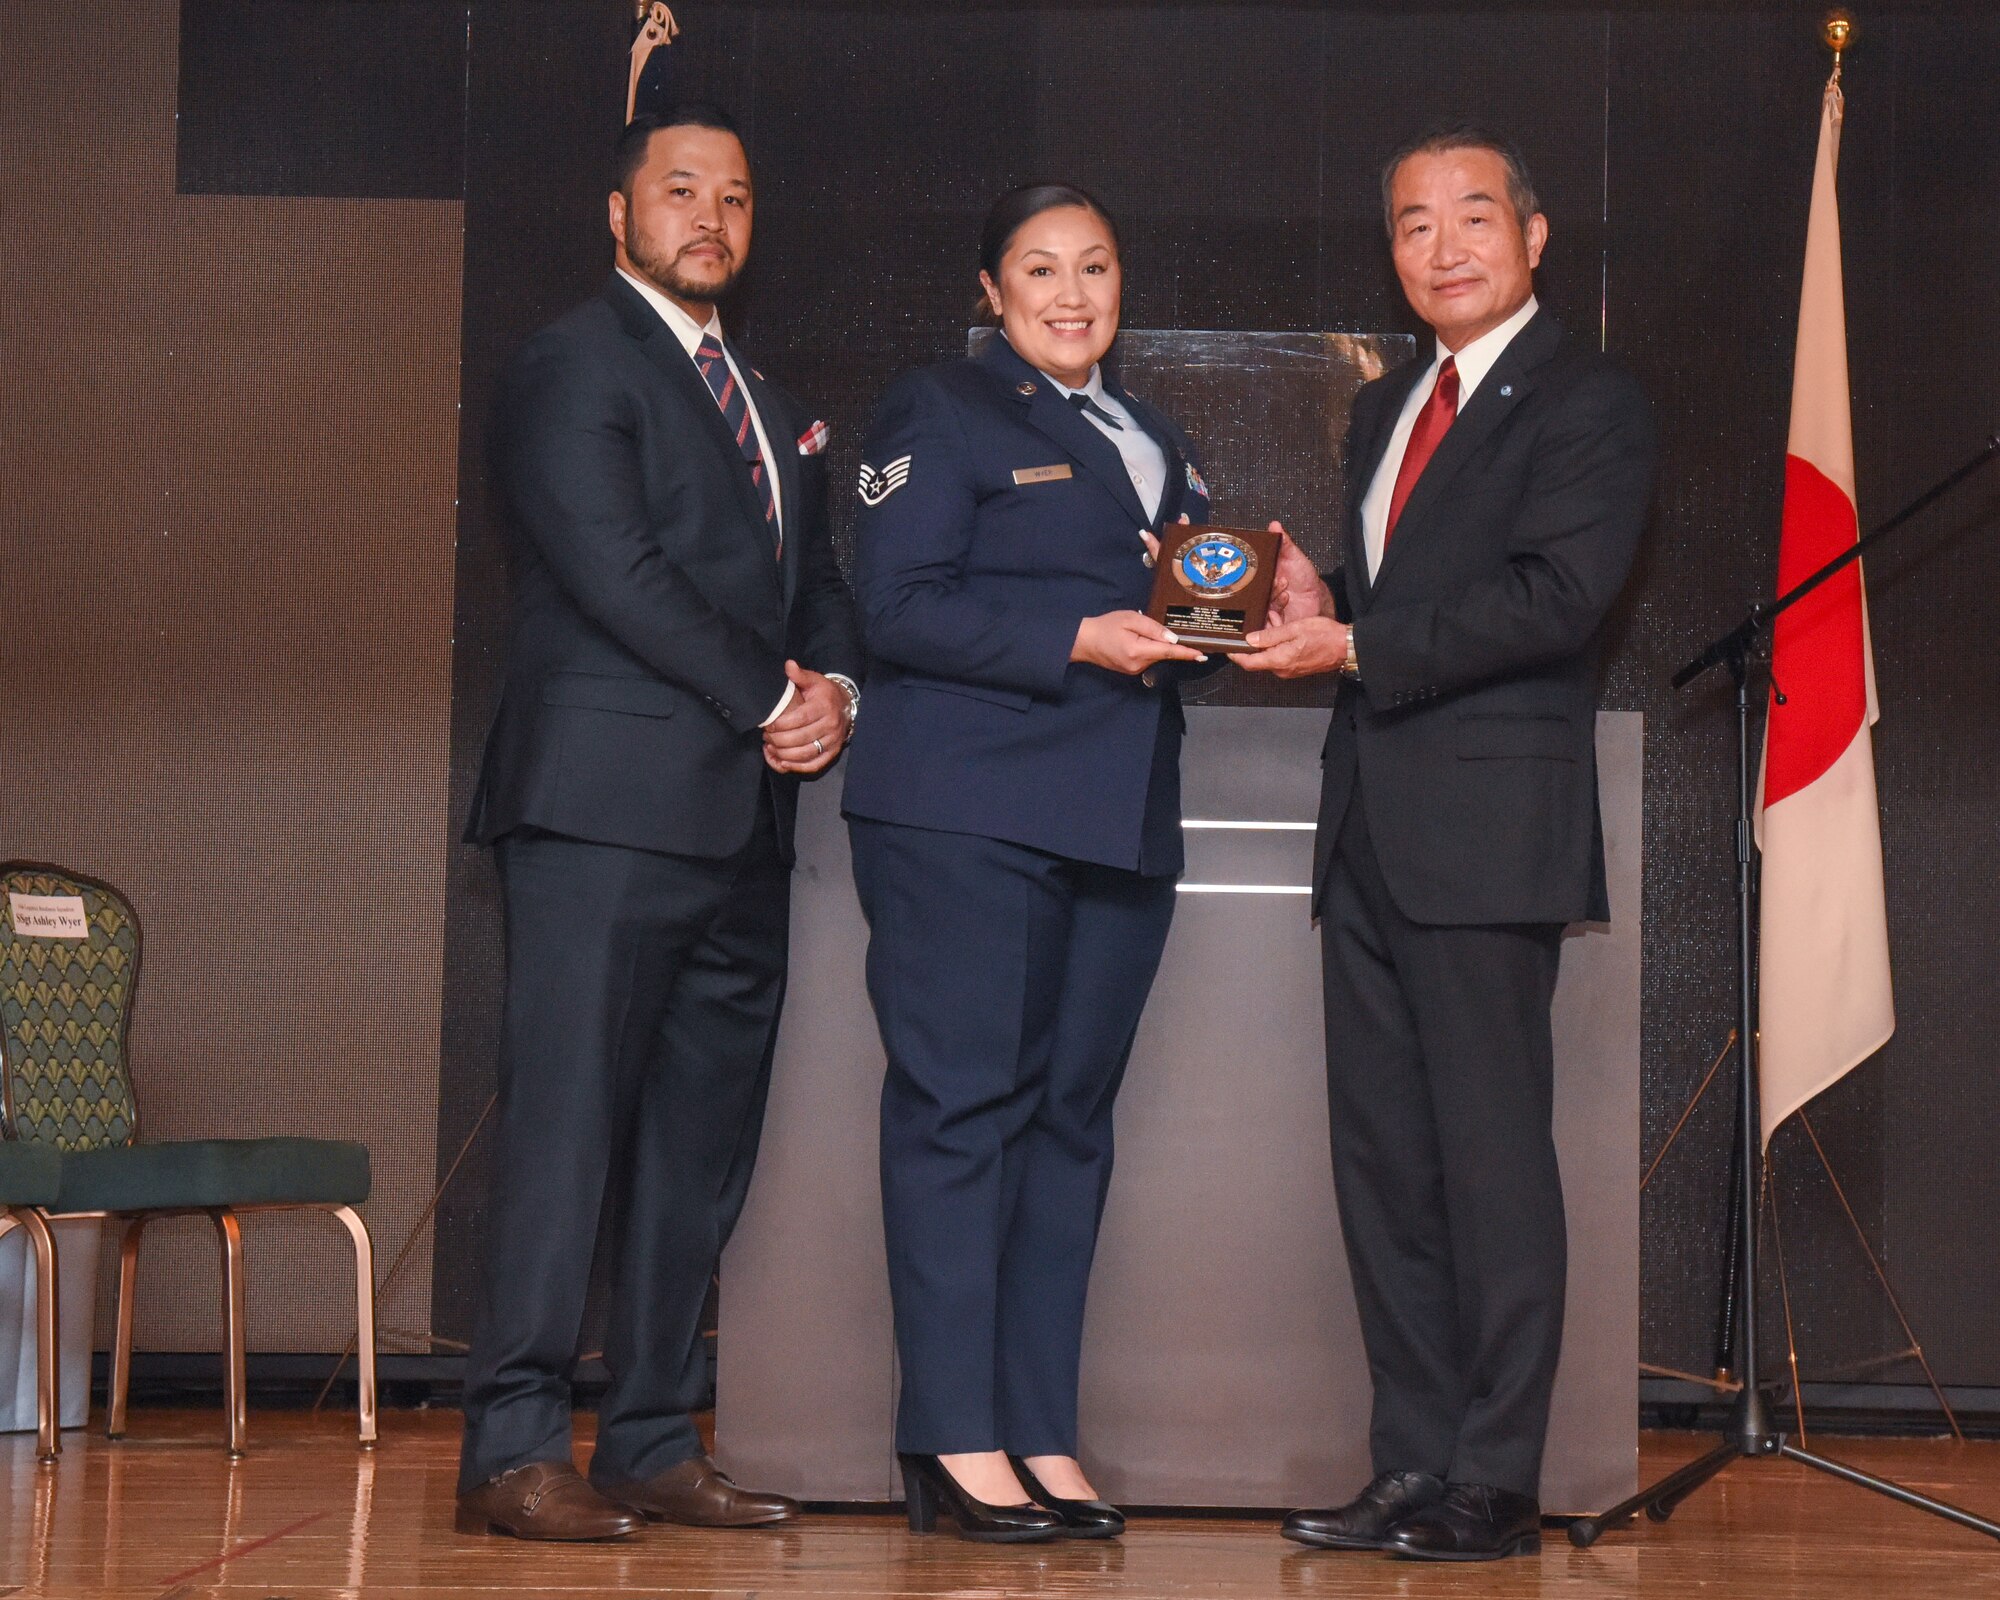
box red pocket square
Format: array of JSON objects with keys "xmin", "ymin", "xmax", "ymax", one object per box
[{"xmin": 798, "ymin": 419, "xmax": 829, "ymax": 456}]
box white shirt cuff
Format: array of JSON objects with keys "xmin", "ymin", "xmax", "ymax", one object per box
[{"xmin": 760, "ymin": 681, "xmax": 796, "ymax": 728}]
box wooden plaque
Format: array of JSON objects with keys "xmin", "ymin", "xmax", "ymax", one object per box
[{"xmin": 1145, "ymin": 524, "xmax": 1282, "ymax": 652}]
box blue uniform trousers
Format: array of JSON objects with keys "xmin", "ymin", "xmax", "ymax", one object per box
[{"xmin": 849, "ymin": 817, "xmax": 1177, "ymax": 1457}]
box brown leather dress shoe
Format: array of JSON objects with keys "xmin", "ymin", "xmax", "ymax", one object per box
[
  {"xmin": 455, "ymin": 1461, "xmax": 642, "ymax": 1541},
  {"xmin": 599, "ymin": 1454, "xmax": 801, "ymax": 1527}
]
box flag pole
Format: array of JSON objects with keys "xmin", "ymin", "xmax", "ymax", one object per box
[{"xmin": 1570, "ymin": 12, "xmax": 2000, "ymax": 1549}]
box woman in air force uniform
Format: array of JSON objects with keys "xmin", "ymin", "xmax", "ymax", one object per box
[{"xmin": 842, "ymin": 182, "xmax": 1214, "ymax": 1543}]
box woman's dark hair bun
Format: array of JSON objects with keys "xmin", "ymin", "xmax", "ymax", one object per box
[{"xmin": 977, "ymin": 182, "xmax": 1119, "ymax": 283}]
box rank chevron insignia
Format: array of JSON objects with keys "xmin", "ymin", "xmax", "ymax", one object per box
[{"xmin": 858, "ymin": 454, "xmax": 912, "ymax": 506}]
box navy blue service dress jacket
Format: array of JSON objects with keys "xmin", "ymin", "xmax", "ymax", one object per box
[{"xmin": 841, "ymin": 333, "xmax": 1212, "ymax": 875}]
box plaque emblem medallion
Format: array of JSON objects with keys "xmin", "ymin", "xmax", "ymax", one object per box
[{"xmin": 1176, "ymin": 532, "xmax": 1257, "ymax": 600}]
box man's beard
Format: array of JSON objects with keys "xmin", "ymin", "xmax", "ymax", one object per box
[{"xmin": 627, "ymin": 223, "xmax": 743, "ymax": 303}]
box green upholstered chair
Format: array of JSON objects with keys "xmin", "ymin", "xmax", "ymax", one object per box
[
  {"xmin": 0, "ymin": 1139, "xmax": 62, "ymax": 1460},
  {"xmin": 0, "ymin": 863, "xmax": 377, "ymax": 1453}
]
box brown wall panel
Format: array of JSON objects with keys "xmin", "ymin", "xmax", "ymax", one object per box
[{"xmin": 0, "ymin": 2, "xmax": 463, "ymax": 1352}]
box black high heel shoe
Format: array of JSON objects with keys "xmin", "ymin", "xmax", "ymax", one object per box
[
  {"xmin": 898, "ymin": 1453, "xmax": 1064, "ymax": 1543},
  {"xmin": 1009, "ymin": 1455, "xmax": 1126, "ymax": 1539}
]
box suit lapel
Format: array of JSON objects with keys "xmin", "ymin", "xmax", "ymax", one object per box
[
  {"xmin": 1345, "ymin": 358, "xmax": 1426, "ymax": 611},
  {"xmin": 733, "ymin": 348, "xmax": 799, "ymax": 611},
  {"xmin": 985, "ymin": 337, "xmax": 1154, "ymax": 530},
  {"xmin": 604, "ymin": 277, "xmax": 775, "ymax": 548},
  {"xmin": 1370, "ymin": 310, "xmax": 1562, "ymax": 595}
]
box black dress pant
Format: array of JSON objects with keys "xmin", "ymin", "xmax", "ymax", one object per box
[
  {"xmin": 456, "ymin": 804, "xmax": 788, "ymax": 1493},
  {"xmin": 1319, "ymin": 794, "xmax": 1566, "ymax": 1497},
  {"xmin": 849, "ymin": 818, "xmax": 1177, "ymax": 1457}
]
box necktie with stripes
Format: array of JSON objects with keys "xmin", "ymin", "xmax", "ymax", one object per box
[
  {"xmin": 1385, "ymin": 355, "xmax": 1459, "ymax": 544},
  {"xmin": 694, "ymin": 335, "xmax": 780, "ymax": 557}
]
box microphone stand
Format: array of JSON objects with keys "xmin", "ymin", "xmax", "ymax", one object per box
[{"xmin": 1569, "ymin": 433, "xmax": 2000, "ymax": 1548}]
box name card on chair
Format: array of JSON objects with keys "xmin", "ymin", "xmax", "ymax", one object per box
[{"xmin": 8, "ymin": 894, "xmax": 88, "ymax": 938}]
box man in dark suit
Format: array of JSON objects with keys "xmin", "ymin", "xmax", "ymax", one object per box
[
  {"xmin": 455, "ymin": 105, "xmax": 863, "ymax": 1542},
  {"xmin": 1238, "ymin": 127, "xmax": 1654, "ymax": 1561}
]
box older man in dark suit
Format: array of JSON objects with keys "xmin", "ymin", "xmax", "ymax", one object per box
[
  {"xmin": 455, "ymin": 104, "xmax": 863, "ymax": 1541},
  {"xmin": 1239, "ymin": 126, "xmax": 1654, "ymax": 1561}
]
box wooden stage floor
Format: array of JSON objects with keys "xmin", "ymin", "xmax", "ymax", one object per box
[{"xmin": 7, "ymin": 1411, "xmax": 2000, "ymax": 1598}]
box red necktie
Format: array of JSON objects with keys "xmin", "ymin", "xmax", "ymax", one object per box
[{"xmin": 1384, "ymin": 356, "xmax": 1459, "ymax": 544}]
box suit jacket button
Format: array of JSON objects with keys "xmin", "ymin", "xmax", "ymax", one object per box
[{"xmin": 1141, "ymin": 668, "xmax": 1159, "ymax": 689}]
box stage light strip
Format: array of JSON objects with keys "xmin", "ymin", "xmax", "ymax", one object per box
[
  {"xmin": 1179, "ymin": 817, "xmax": 1314, "ymax": 892},
  {"xmin": 1176, "ymin": 883, "xmax": 1313, "ymax": 895},
  {"xmin": 1181, "ymin": 819, "xmax": 1316, "ymax": 830}
]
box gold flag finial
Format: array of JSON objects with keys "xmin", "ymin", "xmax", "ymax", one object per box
[
  {"xmin": 628, "ymin": 3, "xmax": 681, "ymax": 124},
  {"xmin": 1822, "ymin": 11, "xmax": 1854, "ymax": 85}
]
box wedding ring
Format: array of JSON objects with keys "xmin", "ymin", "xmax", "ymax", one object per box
[{"xmin": 813, "ymin": 737, "xmax": 825, "ymax": 757}]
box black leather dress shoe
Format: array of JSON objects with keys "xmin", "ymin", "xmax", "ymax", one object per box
[
  {"xmin": 1281, "ymin": 1471, "xmax": 1445, "ymax": 1550},
  {"xmin": 1385, "ymin": 1483, "xmax": 1542, "ymax": 1561},
  {"xmin": 1008, "ymin": 1455, "xmax": 1124, "ymax": 1539}
]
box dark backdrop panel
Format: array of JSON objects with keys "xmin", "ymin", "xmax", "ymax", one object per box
[
  {"xmin": 1604, "ymin": 8, "xmax": 1896, "ymax": 1381},
  {"xmin": 434, "ymin": 2, "xmax": 2000, "ymax": 1394},
  {"xmin": 1876, "ymin": 12, "xmax": 2000, "ymax": 1384},
  {"xmin": 1308, "ymin": 10, "xmax": 1609, "ymax": 345},
  {"xmin": 1605, "ymin": 9, "xmax": 2000, "ymax": 1387},
  {"xmin": 434, "ymin": 0, "xmax": 634, "ymax": 1341},
  {"xmin": 177, "ymin": 0, "xmax": 468, "ymax": 198}
]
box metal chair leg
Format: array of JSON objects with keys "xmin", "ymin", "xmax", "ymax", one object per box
[
  {"xmin": 330, "ymin": 1205, "xmax": 378, "ymax": 1446},
  {"xmin": 107, "ymin": 1215, "xmax": 146, "ymax": 1439},
  {"xmin": 210, "ymin": 1209, "xmax": 248, "ymax": 1455},
  {"xmin": 5, "ymin": 1210, "xmax": 62, "ymax": 1462},
  {"xmin": 23, "ymin": 1210, "xmax": 61, "ymax": 1463}
]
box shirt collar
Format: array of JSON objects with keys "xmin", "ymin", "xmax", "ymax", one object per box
[
  {"xmin": 1016, "ymin": 356, "xmax": 1112, "ymax": 410},
  {"xmin": 1051, "ymin": 364, "xmax": 1136, "ymax": 428},
  {"xmin": 1436, "ymin": 294, "xmax": 1539, "ymax": 403},
  {"xmin": 1047, "ymin": 363, "xmax": 1106, "ymax": 403},
  {"xmin": 617, "ymin": 267, "xmax": 723, "ymax": 358},
  {"xmin": 991, "ymin": 334, "xmax": 1110, "ymax": 405}
]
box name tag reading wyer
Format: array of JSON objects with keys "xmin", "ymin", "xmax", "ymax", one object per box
[
  {"xmin": 9, "ymin": 893, "xmax": 89, "ymax": 939},
  {"xmin": 1012, "ymin": 464, "xmax": 1073, "ymax": 486}
]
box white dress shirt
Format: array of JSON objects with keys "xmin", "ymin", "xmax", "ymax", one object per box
[
  {"xmin": 1359, "ymin": 294, "xmax": 1540, "ymax": 581},
  {"xmin": 1051, "ymin": 364, "xmax": 1170, "ymax": 526},
  {"xmin": 616, "ymin": 268, "xmax": 802, "ymax": 727}
]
